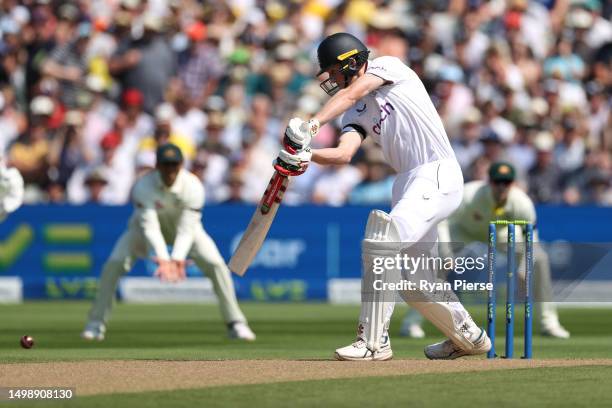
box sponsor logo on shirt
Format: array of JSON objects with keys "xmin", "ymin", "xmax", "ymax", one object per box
[
  {"xmin": 356, "ymin": 104, "xmax": 367, "ymax": 115},
  {"xmin": 369, "ymin": 65, "xmax": 387, "ymax": 72},
  {"xmin": 372, "ymin": 101, "xmax": 395, "ymax": 135}
]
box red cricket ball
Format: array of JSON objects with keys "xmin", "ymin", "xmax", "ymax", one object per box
[{"xmin": 20, "ymin": 335, "xmax": 34, "ymax": 349}]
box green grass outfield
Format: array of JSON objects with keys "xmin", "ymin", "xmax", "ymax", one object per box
[{"xmin": 1, "ymin": 302, "xmax": 612, "ymax": 407}]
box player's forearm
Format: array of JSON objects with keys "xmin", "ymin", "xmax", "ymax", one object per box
[
  {"xmin": 139, "ymin": 209, "xmax": 171, "ymax": 260},
  {"xmin": 170, "ymin": 211, "xmax": 200, "ymax": 260},
  {"xmin": 313, "ymin": 88, "xmax": 360, "ymax": 126},
  {"xmin": 311, "ymin": 148, "xmax": 352, "ymax": 165}
]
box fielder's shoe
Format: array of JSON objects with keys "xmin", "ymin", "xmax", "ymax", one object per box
[
  {"xmin": 334, "ymin": 335, "xmax": 393, "ymax": 361},
  {"xmin": 542, "ymin": 321, "xmax": 570, "ymax": 339},
  {"xmin": 81, "ymin": 321, "xmax": 106, "ymax": 341},
  {"xmin": 228, "ymin": 321, "xmax": 256, "ymax": 341},
  {"xmin": 424, "ymin": 325, "xmax": 491, "ymax": 360},
  {"xmin": 400, "ymin": 322, "xmax": 426, "ymax": 339}
]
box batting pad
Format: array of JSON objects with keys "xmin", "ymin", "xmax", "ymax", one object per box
[{"xmin": 360, "ymin": 210, "xmax": 401, "ymax": 351}]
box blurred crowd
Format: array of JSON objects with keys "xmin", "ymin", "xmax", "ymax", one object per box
[{"xmin": 0, "ymin": 0, "xmax": 610, "ymax": 206}]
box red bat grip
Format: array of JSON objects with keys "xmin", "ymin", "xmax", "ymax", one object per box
[{"xmin": 260, "ymin": 172, "xmax": 287, "ymax": 214}]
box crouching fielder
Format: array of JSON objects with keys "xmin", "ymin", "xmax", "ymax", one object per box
[
  {"xmin": 82, "ymin": 144, "xmax": 255, "ymax": 341},
  {"xmin": 401, "ymin": 162, "xmax": 570, "ymax": 339},
  {"xmin": 274, "ymin": 33, "xmax": 490, "ymax": 360},
  {"xmin": 0, "ymin": 154, "xmax": 23, "ymax": 222}
]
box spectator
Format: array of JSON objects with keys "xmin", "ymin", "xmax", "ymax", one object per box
[
  {"xmin": 82, "ymin": 168, "xmax": 108, "ymax": 204},
  {"xmin": 178, "ymin": 21, "xmax": 224, "ymax": 108},
  {"xmin": 68, "ymin": 131, "xmax": 133, "ymax": 205},
  {"xmin": 41, "ymin": 22, "xmax": 91, "ymax": 108},
  {"xmin": 452, "ymin": 108, "xmax": 483, "ymax": 173},
  {"xmin": 554, "ymin": 115, "xmax": 586, "ymax": 173},
  {"xmin": 166, "ymin": 80, "xmax": 206, "ymax": 146},
  {"xmin": 109, "ymin": 13, "xmax": 176, "ymax": 113},
  {"xmin": 48, "ymin": 110, "xmax": 92, "ymax": 188},
  {"xmin": 528, "ymin": 131, "xmax": 563, "ymax": 204},
  {"xmin": 7, "ymin": 96, "xmax": 54, "ymax": 189},
  {"xmin": 348, "ymin": 148, "xmax": 394, "ymax": 205},
  {"xmin": 137, "ymin": 102, "xmax": 196, "ymax": 166}
]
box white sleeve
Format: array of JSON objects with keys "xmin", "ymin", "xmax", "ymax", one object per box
[
  {"xmin": 0, "ymin": 169, "xmax": 24, "ymax": 214},
  {"xmin": 366, "ymin": 56, "xmax": 409, "ymax": 84},
  {"xmin": 513, "ymin": 190, "xmax": 536, "ymax": 225},
  {"xmin": 170, "ymin": 178, "xmax": 205, "ymax": 261},
  {"xmin": 132, "ymin": 180, "xmax": 170, "ymax": 260}
]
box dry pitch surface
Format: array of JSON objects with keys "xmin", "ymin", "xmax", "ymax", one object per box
[{"xmin": 2, "ymin": 359, "xmax": 612, "ymax": 396}]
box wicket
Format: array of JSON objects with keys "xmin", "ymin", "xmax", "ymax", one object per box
[{"xmin": 487, "ymin": 220, "xmax": 534, "ymax": 359}]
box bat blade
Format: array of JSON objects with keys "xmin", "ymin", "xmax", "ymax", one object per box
[{"xmin": 229, "ymin": 172, "xmax": 289, "ymax": 276}]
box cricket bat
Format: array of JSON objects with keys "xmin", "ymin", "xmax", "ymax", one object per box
[{"xmin": 229, "ymin": 171, "xmax": 289, "ymax": 276}]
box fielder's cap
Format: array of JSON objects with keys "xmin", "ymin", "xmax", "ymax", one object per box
[
  {"xmin": 156, "ymin": 143, "xmax": 183, "ymax": 164},
  {"xmin": 489, "ymin": 162, "xmax": 516, "ymax": 183}
]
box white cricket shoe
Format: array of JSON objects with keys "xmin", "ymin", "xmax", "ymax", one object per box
[
  {"xmin": 228, "ymin": 322, "xmax": 256, "ymax": 341},
  {"xmin": 334, "ymin": 336, "xmax": 393, "ymax": 361},
  {"xmin": 542, "ymin": 321, "xmax": 570, "ymax": 339},
  {"xmin": 81, "ymin": 321, "xmax": 106, "ymax": 341},
  {"xmin": 424, "ymin": 326, "xmax": 491, "ymax": 360},
  {"xmin": 400, "ymin": 322, "xmax": 426, "ymax": 339}
]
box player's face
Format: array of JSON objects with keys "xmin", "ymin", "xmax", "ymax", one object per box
[
  {"xmin": 490, "ymin": 180, "xmax": 512, "ymax": 204},
  {"xmin": 158, "ymin": 162, "xmax": 182, "ymax": 187}
]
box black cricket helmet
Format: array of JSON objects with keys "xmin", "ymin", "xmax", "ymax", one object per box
[{"xmin": 316, "ymin": 32, "xmax": 370, "ymax": 95}]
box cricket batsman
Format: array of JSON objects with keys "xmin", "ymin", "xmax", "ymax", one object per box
[
  {"xmin": 0, "ymin": 153, "xmax": 24, "ymax": 222},
  {"xmin": 401, "ymin": 162, "xmax": 570, "ymax": 339},
  {"xmin": 274, "ymin": 33, "xmax": 490, "ymax": 360},
  {"xmin": 82, "ymin": 144, "xmax": 255, "ymax": 341}
]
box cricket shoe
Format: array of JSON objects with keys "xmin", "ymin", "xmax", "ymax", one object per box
[
  {"xmin": 228, "ymin": 322, "xmax": 256, "ymax": 341},
  {"xmin": 400, "ymin": 322, "xmax": 426, "ymax": 339},
  {"xmin": 424, "ymin": 325, "xmax": 491, "ymax": 360},
  {"xmin": 541, "ymin": 321, "xmax": 570, "ymax": 339},
  {"xmin": 334, "ymin": 336, "xmax": 393, "ymax": 361},
  {"xmin": 81, "ymin": 321, "xmax": 106, "ymax": 341}
]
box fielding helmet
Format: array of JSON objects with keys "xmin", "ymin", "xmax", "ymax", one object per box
[{"xmin": 316, "ymin": 33, "xmax": 370, "ymax": 95}]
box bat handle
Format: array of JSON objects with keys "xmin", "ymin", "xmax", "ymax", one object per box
[{"xmin": 260, "ymin": 172, "xmax": 288, "ymax": 215}]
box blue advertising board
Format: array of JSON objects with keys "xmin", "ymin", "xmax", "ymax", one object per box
[{"xmin": 0, "ymin": 204, "xmax": 610, "ymax": 300}]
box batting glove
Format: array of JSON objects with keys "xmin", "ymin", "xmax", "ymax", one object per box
[
  {"xmin": 274, "ymin": 147, "xmax": 312, "ymax": 176},
  {"xmin": 283, "ymin": 118, "xmax": 319, "ymax": 153}
]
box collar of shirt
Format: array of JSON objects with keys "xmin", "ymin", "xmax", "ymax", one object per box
[{"xmin": 155, "ymin": 168, "xmax": 185, "ymax": 193}]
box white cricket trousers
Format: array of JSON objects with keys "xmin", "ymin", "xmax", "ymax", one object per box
[
  {"xmin": 386, "ymin": 158, "xmax": 472, "ymax": 331},
  {"xmin": 390, "ymin": 158, "xmax": 464, "ymax": 243},
  {"xmin": 88, "ymin": 226, "xmax": 247, "ymax": 324}
]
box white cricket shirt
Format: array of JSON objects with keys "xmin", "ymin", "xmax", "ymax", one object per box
[
  {"xmin": 341, "ymin": 56, "xmax": 455, "ymax": 173},
  {"xmin": 0, "ymin": 165, "xmax": 24, "ymax": 221},
  {"xmin": 129, "ymin": 168, "xmax": 205, "ymax": 261}
]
